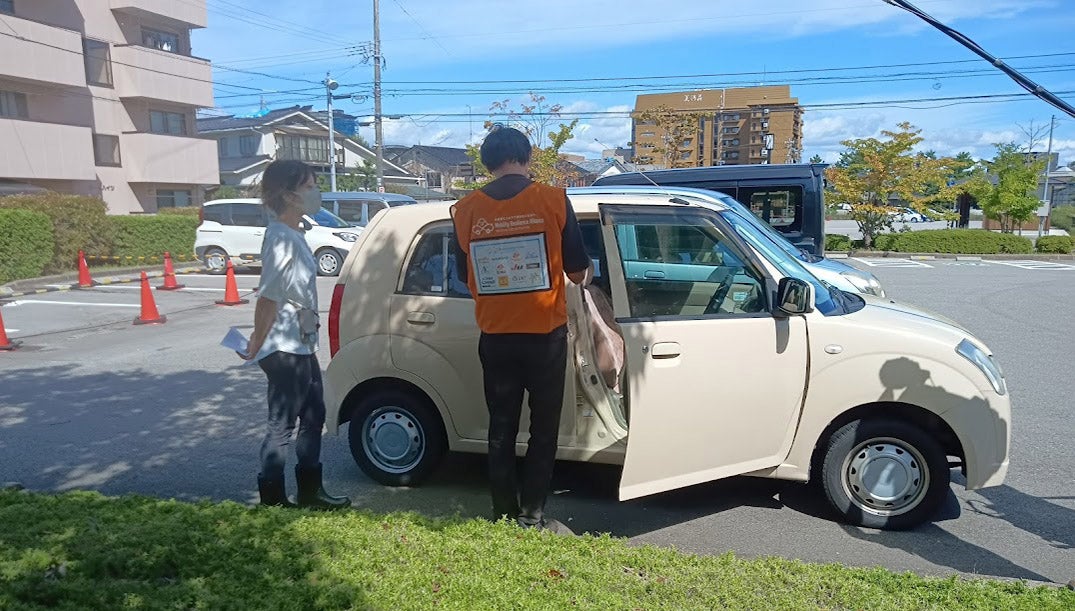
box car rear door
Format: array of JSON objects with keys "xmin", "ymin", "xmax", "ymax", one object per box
[
  {"xmin": 227, "ymin": 202, "xmax": 268, "ymax": 260},
  {"xmin": 599, "ymin": 203, "xmax": 809, "ymax": 501}
]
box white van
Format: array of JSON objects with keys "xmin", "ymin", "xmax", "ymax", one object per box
[
  {"xmin": 321, "ymin": 191, "xmax": 420, "ymax": 227},
  {"xmin": 194, "ymin": 198, "xmax": 361, "ymax": 276}
]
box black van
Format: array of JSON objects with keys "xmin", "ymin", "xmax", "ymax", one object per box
[{"xmin": 592, "ymin": 163, "xmax": 828, "ymax": 256}]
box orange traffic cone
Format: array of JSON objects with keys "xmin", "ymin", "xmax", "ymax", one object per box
[
  {"xmin": 133, "ymin": 271, "xmax": 166, "ymax": 325},
  {"xmin": 0, "ymin": 306, "xmax": 20, "ymax": 351},
  {"xmin": 77, "ymin": 250, "xmax": 95, "ymax": 288},
  {"xmin": 215, "ymin": 260, "xmax": 249, "ymax": 306},
  {"xmin": 156, "ymin": 252, "xmax": 185, "ymax": 291}
]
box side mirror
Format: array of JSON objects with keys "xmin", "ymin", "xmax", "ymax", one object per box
[
  {"xmin": 776, "ymin": 277, "xmax": 813, "ymax": 316},
  {"xmin": 299, "ymin": 218, "xmax": 313, "ymax": 231}
]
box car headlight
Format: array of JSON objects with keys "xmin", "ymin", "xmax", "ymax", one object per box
[
  {"xmin": 333, "ymin": 232, "xmax": 360, "ymax": 242},
  {"xmin": 956, "ymin": 339, "xmax": 1006, "ymax": 395},
  {"xmin": 840, "ymin": 271, "xmax": 886, "ymax": 298}
]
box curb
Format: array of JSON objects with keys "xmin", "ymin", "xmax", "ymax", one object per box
[
  {"xmin": 0, "ymin": 266, "xmax": 205, "ymax": 299},
  {"xmin": 831, "ymin": 251, "xmax": 1075, "ymax": 261}
]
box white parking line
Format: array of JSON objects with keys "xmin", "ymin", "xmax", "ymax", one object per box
[
  {"xmin": 100, "ymin": 285, "xmax": 228, "ymax": 292},
  {"xmin": 985, "ymin": 260, "xmax": 1075, "ymax": 270},
  {"xmin": 7, "ymin": 299, "xmax": 140, "ymax": 308},
  {"xmin": 852, "ymin": 258, "xmax": 934, "ymax": 268}
]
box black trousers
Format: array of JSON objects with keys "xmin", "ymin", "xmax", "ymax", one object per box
[
  {"xmin": 257, "ymin": 351, "xmax": 325, "ymax": 479},
  {"xmin": 478, "ymin": 325, "xmax": 567, "ymax": 524}
]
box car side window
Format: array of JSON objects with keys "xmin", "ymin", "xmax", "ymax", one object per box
[
  {"xmin": 739, "ymin": 186, "xmax": 803, "ymax": 231},
  {"xmin": 578, "ymin": 219, "xmax": 610, "ymax": 297},
  {"xmin": 230, "ymin": 203, "xmax": 267, "ymax": 228},
  {"xmin": 203, "ymin": 204, "xmax": 230, "ymax": 225},
  {"xmin": 609, "ymin": 209, "xmax": 766, "ymax": 319},
  {"xmin": 401, "ymin": 228, "xmax": 471, "ymax": 299}
]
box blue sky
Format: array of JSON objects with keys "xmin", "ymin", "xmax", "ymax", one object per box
[{"xmin": 195, "ymin": 0, "xmax": 1075, "ymax": 165}]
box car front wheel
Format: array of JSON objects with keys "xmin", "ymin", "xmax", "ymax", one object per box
[
  {"xmin": 347, "ymin": 389, "xmax": 447, "ymax": 486},
  {"xmin": 820, "ymin": 418, "xmax": 949, "ymax": 530},
  {"xmin": 316, "ymin": 248, "xmax": 343, "ymax": 276}
]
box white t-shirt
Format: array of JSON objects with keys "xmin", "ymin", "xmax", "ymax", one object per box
[{"xmin": 254, "ymin": 221, "xmax": 319, "ymax": 361}]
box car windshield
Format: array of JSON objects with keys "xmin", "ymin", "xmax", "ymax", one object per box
[
  {"xmin": 720, "ymin": 210, "xmax": 845, "ymax": 316},
  {"xmin": 311, "ymin": 208, "xmax": 351, "ymax": 228},
  {"xmin": 709, "ymin": 192, "xmax": 821, "ymax": 263}
]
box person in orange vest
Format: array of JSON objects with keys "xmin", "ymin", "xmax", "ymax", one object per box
[{"xmin": 452, "ymin": 125, "xmax": 592, "ymax": 534}]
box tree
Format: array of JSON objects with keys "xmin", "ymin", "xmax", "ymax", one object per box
[
  {"xmin": 630, "ymin": 105, "xmax": 704, "ymax": 169},
  {"xmin": 963, "ymin": 142, "xmax": 1046, "ymax": 232},
  {"xmin": 809, "ymin": 154, "xmax": 824, "ymax": 164},
  {"xmin": 826, "ymin": 122, "xmax": 955, "ymax": 247},
  {"xmin": 463, "ymin": 93, "xmax": 581, "ymax": 188},
  {"xmin": 316, "ymin": 160, "xmax": 377, "ymax": 192}
]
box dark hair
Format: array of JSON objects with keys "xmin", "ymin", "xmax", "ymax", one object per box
[
  {"xmin": 261, "ymin": 159, "xmax": 315, "ymax": 215},
  {"xmin": 480, "ymin": 125, "xmax": 531, "ymax": 171}
]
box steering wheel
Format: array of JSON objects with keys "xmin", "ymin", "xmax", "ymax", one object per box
[{"xmin": 703, "ymin": 267, "xmax": 738, "ymax": 315}]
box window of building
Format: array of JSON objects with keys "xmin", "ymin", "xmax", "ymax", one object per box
[
  {"xmin": 149, "ymin": 110, "xmax": 187, "ymax": 135},
  {"xmin": 217, "ymin": 137, "xmax": 230, "ymax": 158},
  {"xmin": 722, "ymin": 151, "xmax": 739, "ymax": 160},
  {"xmin": 425, "ymin": 171, "xmax": 442, "ymax": 188},
  {"xmin": 142, "ymin": 28, "xmax": 180, "ymax": 53},
  {"xmin": 680, "ymin": 151, "xmax": 691, "ymax": 160},
  {"xmin": 239, "ymin": 135, "xmax": 258, "ymax": 156},
  {"xmin": 83, "ymin": 39, "xmax": 113, "ymax": 86},
  {"xmin": 401, "ymin": 227, "xmax": 471, "ymax": 298},
  {"xmin": 751, "ymin": 122, "xmax": 760, "ymax": 131},
  {"xmin": 640, "ymin": 131, "xmax": 655, "ymax": 138},
  {"xmin": 278, "ymin": 134, "xmax": 330, "ymax": 164},
  {"xmin": 0, "ymin": 0, "xmax": 13, "ymax": 15},
  {"xmin": 0, "ymin": 90, "xmax": 28, "ymax": 118},
  {"xmin": 93, "ymin": 134, "xmax": 120, "ymax": 166},
  {"xmin": 722, "ymin": 126, "xmax": 739, "ymax": 134},
  {"xmin": 681, "ymin": 138, "xmax": 693, "ymax": 148},
  {"xmin": 721, "ymin": 113, "xmax": 740, "ymax": 122},
  {"xmin": 156, "ymin": 189, "xmax": 192, "ymax": 208},
  {"xmin": 721, "ymin": 138, "xmax": 740, "ymax": 147}
]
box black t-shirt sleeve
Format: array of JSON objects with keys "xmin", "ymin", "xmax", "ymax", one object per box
[{"xmin": 561, "ymin": 197, "xmax": 589, "ymax": 274}]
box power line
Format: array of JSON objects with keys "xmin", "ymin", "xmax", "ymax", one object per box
[{"xmin": 390, "ymin": 0, "xmax": 451, "ymax": 57}]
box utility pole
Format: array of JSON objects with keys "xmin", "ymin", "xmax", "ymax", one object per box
[
  {"xmin": 325, "ymin": 72, "xmax": 339, "ymax": 191},
  {"xmin": 373, "ymin": 0, "xmax": 385, "ymax": 192},
  {"xmin": 1038, "ymin": 115, "xmax": 1056, "ymax": 239}
]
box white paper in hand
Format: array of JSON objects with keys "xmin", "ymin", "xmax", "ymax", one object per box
[{"xmin": 221, "ymin": 326, "xmax": 250, "ymax": 355}]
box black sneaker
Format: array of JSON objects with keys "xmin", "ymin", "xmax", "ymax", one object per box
[{"xmin": 518, "ymin": 517, "xmax": 576, "ymax": 536}]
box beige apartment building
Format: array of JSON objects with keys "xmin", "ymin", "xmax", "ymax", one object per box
[
  {"xmin": 632, "ymin": 85, "xmax": 804, "ymax": 168},
  {"xmin": 0, "ymin": 0, "xmax": 217, "ymax": 213}
]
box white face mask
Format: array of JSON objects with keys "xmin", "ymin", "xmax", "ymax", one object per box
[{"xmin": 300, "ymin": 187, "xmax": 322, "ymax": 215}]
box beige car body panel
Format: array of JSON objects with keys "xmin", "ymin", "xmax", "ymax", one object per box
[{"xmin": 325, "ymin": 191, "xmax": 1011, "ymax": 502}]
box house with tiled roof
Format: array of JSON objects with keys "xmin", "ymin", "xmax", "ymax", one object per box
[
  {"xmin": 561, "ymin": 158, "xmax": 634, "ymax": 187},
  {"xmin": 388, "ymin": 145, "xmax": 478, "ymax": 195},
  {"xmin": 196, "ymin": 105, "xmax": 419, "ymax": 190}
]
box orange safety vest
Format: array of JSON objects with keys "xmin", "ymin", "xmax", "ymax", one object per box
[{"xmin": 453, "ymin": 182, "xmax": 567, "ymax": 335}]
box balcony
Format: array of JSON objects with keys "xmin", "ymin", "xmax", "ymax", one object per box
[
  {"xmin": 0, "ymin": 119, "xmax": 95, "ymax": 180},
  {"xmin": 111, "ymin": 0, "xmax": 208, "ymax": 28},
  {"xmin": 113, "ymin": 45, "xmax": 213, "ymax": 108},
  {"xmin": 0, "ymin": 15, "xmax": 86, "ymax": 89},
  {"xmin": 122, "ymin": 133, "xmax": 218, "ymax": 184}
]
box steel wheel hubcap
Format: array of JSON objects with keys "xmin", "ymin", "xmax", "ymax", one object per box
[
  {"xmin": 842, "ymin": 437, "xmax": 929, "ymax": 517},
  {"xmin": 319, "ymin": 253, "xmax": 339, "ymax": 274},
  {"xmin": 363, "ymin": 406, "xmax": 425, "ymax": 474},
  {"xmin": 206, "ymin": 252, "xmax": 226, "ymax": 270}
]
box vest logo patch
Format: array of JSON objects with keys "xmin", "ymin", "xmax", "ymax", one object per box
[{"xmin": 473, "ymin": 218, "xmax": 494, "ymax": 236}]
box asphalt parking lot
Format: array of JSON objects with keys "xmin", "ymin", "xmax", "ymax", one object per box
[{"xmin": 1, "ymin": 262, "xmax": 1073, "ymax": 585}]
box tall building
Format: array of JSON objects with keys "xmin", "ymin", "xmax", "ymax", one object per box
[
  {"xmin": 0, "ymin": 1, "xmax": 217, "ymax": 212},
  {"xmin": 632, "ymin": 86, "xmax": 804, "ymax": 168}
]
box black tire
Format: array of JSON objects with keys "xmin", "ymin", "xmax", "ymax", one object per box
[
  {"xmin": 820, "ymin": 418, "xmax": 949, "ymax": 530},
  {"xmin": 315, "ymin": 248, "xmax": 343, "ymax": 276},
  {"xmin": 203, "ymin": 247, "xmax": 228, "ymax": 274},
  {"xmin": 347, "ymin": 388, "xmax": 447, "ymax": 486}
]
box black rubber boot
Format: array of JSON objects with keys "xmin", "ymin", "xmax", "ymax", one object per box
[
  {"xmin": 295, "ymin": 463, "xmax": 351, "ymax": 510},
  {"xmin": 257, "ymin": 473, "xmax": 295, "ymax": 508}
]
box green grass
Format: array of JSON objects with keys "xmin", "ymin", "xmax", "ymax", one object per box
[{"xmin": 1, "ymin": 491, "xmax": 1071, "ymax": 610}]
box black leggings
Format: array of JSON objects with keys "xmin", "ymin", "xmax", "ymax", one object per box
[
  {"xmin": 258, "ymin": 351, "xmax": 325, "ymax": 479},
  {"xmin": 478, "ymin": 326, "xmax": 568, "ymax": 524}
]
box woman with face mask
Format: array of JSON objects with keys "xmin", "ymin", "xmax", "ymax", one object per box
[{"xmin": 243, "ymin": 159, "xmax": 350, "ymax": 510}]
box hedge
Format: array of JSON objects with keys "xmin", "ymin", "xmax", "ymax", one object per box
[
  {"xmin": 157, "ymin": 206, "xmax": 201, "ymax": 217},
  {"xmin": 109, "ymin": 215, "xmax": 199, "ymax": 259},
  {"xmin": 824, "ymin": 233, "xmax": 852, "ymax": 251},
  {"xmin": 872, "ymin": 229, "xmax": 1033, "ymax": 254},
  {"xmin": 1049, "ymin": 205, "xmax": 1075, "ymax": 234},
  {"xmin": 0, "ymin": 194, "xmax": 114, "ymax": 274},
  {"xmin": 0, "ymin": 209, "xmax": 53, "ymax": 284},
  {"xmin": 1035, "ymin": 235, "xmax": 1073, "ymax": 254}
]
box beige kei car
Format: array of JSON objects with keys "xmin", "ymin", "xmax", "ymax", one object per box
[{"xmin": 325, "ymin": 186, "xmax": 1010, "ymax": 530}]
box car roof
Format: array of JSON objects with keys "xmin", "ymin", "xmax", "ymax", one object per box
[
  {"xmin": 322, "ymin": 191, "xmax": 417, "ymax": 202},
  {"xmin": 203, "ymin": 198, "xmax": 260, "ymax": 206}
]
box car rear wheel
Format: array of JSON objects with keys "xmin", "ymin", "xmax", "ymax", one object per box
[
  {"xmin": 316, "ymin": 248, "xmax": 343, "ymax": 276},
  {"xmin": 203, "ymin": 247, "xmax": 228, "ymax": 274},
  {"xmin": 347, "ymin": 388, "xmax": 447, "ymax": 486},
  {"xmin": 820, "ymin": 418, "xmax": 949, "ymax": 530}
]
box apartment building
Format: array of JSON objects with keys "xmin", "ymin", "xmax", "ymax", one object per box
[
  {"xmin": 0, "ymin": 0, "xmax": 218, "ymax": 213},
  {"xmin": 632, "ymin": 86, "xmax": 804, "ymax": 168}
]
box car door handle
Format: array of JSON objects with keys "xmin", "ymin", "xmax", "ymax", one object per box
[
  {"xmin": 254, "ymin": 232, "xmax": 264, "ymax": 237},
  {"xmin": 643, "ymin": 270, "xmax": 666, "ymax": 279},
  {"xmin": 407, "ymin": 312, "xmax": 436, "ymax": 325},
  {"xmin": 649, "ymin": 342, "xmax": 681, "ymax": 359}
]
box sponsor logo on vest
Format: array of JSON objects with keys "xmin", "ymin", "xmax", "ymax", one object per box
[{"xmin": 473, "ymin": 218, "xmax": 495, "ymax": 236}]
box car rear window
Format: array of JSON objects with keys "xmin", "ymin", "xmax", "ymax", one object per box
[{"xmin": 202, "ymin": 204, "xmax": 229, "ymax": 224}]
